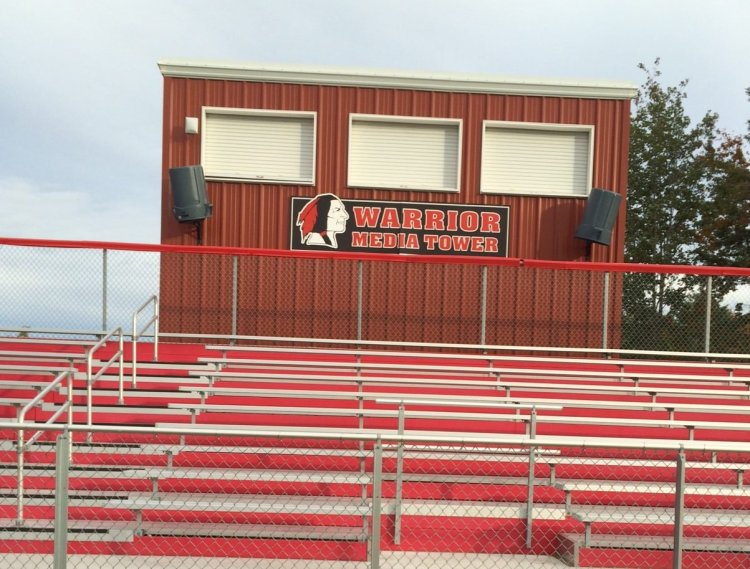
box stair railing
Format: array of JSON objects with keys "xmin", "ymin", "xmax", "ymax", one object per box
[
  {"xmin": 131, "ymin": 295, "xmax": 159, "ymax": 389},
  {"xmin": 16, "ymin": 368, "xmax": 75, "ymax": 524},
  {"xmin": 87, "ymin": 327, "xmax": 124, "ymax": 415}
]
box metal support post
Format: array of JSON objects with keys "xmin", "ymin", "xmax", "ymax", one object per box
[
  {"xmin": 370, "ymin": 438, "xmax": 383, "ymax": 569},
  {"xmin": 480, "ymin": 265, "xmax": 488, "ymax": 347},
  {"xmin": 526, "ymin": 407, "xmax": 537, "ymax": 549},
  {"xmin": 231, "ymin": 255, "xmax": 239, "ymax": 340},
  {"xmin": 153, "ymin": 296, "xmax": 160, "ymax": 362},
  {"xmin": 357, "ymin": 261, "xmax": 364, "ymax": 342},
  {"xmin": 602, "ymin": 272, "xmax": 610, "ymax": 350},
  {"xmin": 16, "ymin": 427, "xmax": 24, "ymax": 525},
  {"xmin": 673, "ymin": 448, "xmax": 686, "ymax": 569},
  {"xmin": 394, "ymin": 404, "xmax": 406, "ymax": 544},
  {"xmin": 704, "ymin": 276, "xmax": 713, "ymax": 354},
  {"xmin": 102, "ymin": 249, "xmax": 108, "ymax": 332},
  {"xmin": 54, "ymin": 431, "xmax": 71, "ymax": 569}
]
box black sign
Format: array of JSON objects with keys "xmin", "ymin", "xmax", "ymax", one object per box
[{"xmin": 290, "ymin": 194, "xmax": 509, "ymax": 257}]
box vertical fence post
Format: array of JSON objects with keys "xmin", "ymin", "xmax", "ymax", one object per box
[
  {"xmin": 16, "ymin": 425, "xmax": 24, "ymax": 525},
  {"xmin": 153, "ymin": 296, "xmax": 160, "ymax": 362},
  {"xmin": 480, "ymin": 265, "xmax": 488, "ymax": 347},
  {"xmin": 370, "ymin": 437, "xmax": 383, "ymax": 569},
  {"xmin": 357, "ymin": 261, "xmax": 364, "ymax": 342},
  {"xmin": 53, "ymin": 430, "xmax": 71, "ymax": 569},
  {"xmin": 602, "ymin": 272, "xmax": 610, "ymax": 350},
  {"xmin": 673, "ymin": 448, "xmax": 686, "ymax": 569},
  {"xmin": 231, "ymin": 255, "xmax": 239, "ymax": 340},
  {"xmin": 526, "ymin": 407, "xmax": 537, "ymax": 549},
  {"xmin": 102, "ymin": 249, "xmax": 108, "ymax": 332},
  {"xmin": 704, "ymin": 276, "xmax": 713, "ymax": 354},
  {"xmin": 393, "ymin": 404, "xmax": 406, "ymax": 545}
]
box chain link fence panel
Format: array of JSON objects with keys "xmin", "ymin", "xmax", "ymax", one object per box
[
  {"xmin": 1, "ymin": 241, "xmax": 748, "ymax": 355},
  {"xmin": 5, "ymin": 426, "xmax": 750, "ymax": 568}
]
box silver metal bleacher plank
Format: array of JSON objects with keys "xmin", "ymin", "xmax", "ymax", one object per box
[
  {"xmin": 0, "ymin": 364, "xmax": 70, "ymax": 373},
  {"xmin": 42, "ymin": 403, "xmax": 190, "ymax": 416},
  {"xmin": 203, "ymin": 343, "xmax": 750, "ymax": 376},
  {"xmin": 561, "ymin": 532, "xmax": 750, "ymax": 552},
  {"xmin": 105, "ymin": 494, "xmax": 372, "ymax": 516},
  {"xmin": 196, "ymin": 356, "xmax": 750, "ymax": 386},
  {"xmin": 139, "ymin": 521, "xmax": 366, "ymax": 540},
  {"xmin": 0, "ymin": 528, "xmax": 133, "ymax": 542},
  {"xmin": 555, "ymin": 480, "xmax": 750, "ymax": 496},
  {"xmin": 169, "ymin": 402, "xmax": 540, "ymax": 423},
  {"xmin": 0, "ymin": 337, "xmax": 97, "ymax": 346},
  {"xmin": 0, "ymin": 380, "xmax": 55, "ymax": 389},
  {"xmin": 0, "ymin": 350, "xmax": 86, "ymax": 360},
  {"xmin": 60, "ymin": 388, "xmax": 200, "ymax": 400},
  {"xmin": 124, "ymin": 467, "xmax": 370, "ymax": 484},
  {"xmin": 571, "ymin": 505, "xmax": 750, "ymax": 526},
  {"xmin": 393, "ymin": 500, "xmax": 566, "ymax": 519},
  {"xmin": 86, "ymin": 374, "xmax": 210, "ymax": 386},
  {"xmin": 177, "ymin": 385, "xmax": 750, "ymax": 416}
]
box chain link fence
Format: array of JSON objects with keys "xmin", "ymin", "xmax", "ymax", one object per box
[
  {"xmin": 3, "ymin": 424, "xmax": 750, "ymax": 568},
  {"xmin": 1, "ymin": 239, "xmax": 748, "ymax": 355}
]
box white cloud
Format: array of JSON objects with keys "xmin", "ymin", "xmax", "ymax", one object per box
[
  {"xmin": 0, "ymin": 177, "xmax": 159, "ymax": 243},
  {"xmin": 0, "ymin": 0, "xmax": 748, "ymax": 247},
  {"xmin": 723, "ymin": 285, "xmax": 750, "ymax": 313}
]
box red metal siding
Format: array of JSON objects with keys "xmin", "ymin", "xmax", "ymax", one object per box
[
  {"xmin": 159, "ymin": 76, "xmax": 631, "ymax": 342},
  {"xmin": 161, "ymin": 77, "xmax": 631, "ymax": 263}
]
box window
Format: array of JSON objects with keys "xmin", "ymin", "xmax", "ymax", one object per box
[
  {"xmin": 202, "ymin": 108, "xmax": 316, "ymax": 184},
  {"xmin": 480, "ymin": 121, "xmax": 594, "ymax": 197},
  {"xmin": 348, "ymin": 115, "xmax": 461, "ymax": 192}
]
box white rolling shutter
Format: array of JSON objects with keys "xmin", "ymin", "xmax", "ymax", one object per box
[
  {"xmin": 202, "ymin": 109, "xmax": 315, "ymax": 184},
  {"xmin": 481, "ymin": 122, "xmax": 593, "ymax": 197},
  {"xmin": 348, "ymin": 115, "xmax": 461, "ymax": 192}
]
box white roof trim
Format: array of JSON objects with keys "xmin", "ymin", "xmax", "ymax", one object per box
[{"xmin": 158, "ymin": 59, "xmax": 637, "ymax": 100}]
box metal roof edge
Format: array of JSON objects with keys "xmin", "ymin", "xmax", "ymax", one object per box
[{"xmin": 157, "ymin": 59, "xmax": 637, "ymax": 100}]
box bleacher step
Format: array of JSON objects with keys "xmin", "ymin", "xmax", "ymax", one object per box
[
  {"xmin": 41, "ymin": 403, "xmax": 189, "ymax": 416},
  {"xmin": 140, "ymin": 521, "xmax": 367, "ymax": 540},
  {"xmin": 557, "ymin": 532, "xmax": 750, "ymax": 567},
  {"xmin": 61, "ymin": 388, "xmax": 200, "ymax": 399},
  {"xmin": 0, "ymin": 522, "xmax": 133, "ymax": 542}
]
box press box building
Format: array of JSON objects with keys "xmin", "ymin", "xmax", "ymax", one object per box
[{"xmin": 157, "ymin": 60, "xmax": 637, "ymax": 344}]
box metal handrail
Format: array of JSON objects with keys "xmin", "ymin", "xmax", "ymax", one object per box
[
  {"xmin": 131, "ymin": 295, "xmax": 159, "ymax": 389},
  {"xmin": 87, "ymin": 327, "xmax": 124, "ymax": 417},
  {"xmin": 16, "ymin": 368, "xmax": 75, "ymax": 524}
]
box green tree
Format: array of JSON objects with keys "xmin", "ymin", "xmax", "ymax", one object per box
[
  {"xmin": 625, "ymin": 60, "xmax": 718, "ymax": 266},
  {"xmin": 696, "ymin": 130, "xmax": 750, "ymax": 270},
  {"xmin": 623, "ymin": 60, "xmax": 717, "ymax": 350},
  {"xmin": 623, "ymin": 62, "xmax": 750, "ymax": 352}
]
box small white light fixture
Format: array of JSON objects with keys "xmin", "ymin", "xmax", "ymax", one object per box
[{"xmin": 185, "ymin": 117, "xmax": 199, "ymax": 135}]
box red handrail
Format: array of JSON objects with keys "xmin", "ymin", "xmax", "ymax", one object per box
[{"xmin": 1, "ymin": 235, "xmax": 749, "ymax": 277}]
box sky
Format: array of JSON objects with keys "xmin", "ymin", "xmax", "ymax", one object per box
[{"xmin": 0, "ymin": 0, "xmax": 749, "ymax": 245}]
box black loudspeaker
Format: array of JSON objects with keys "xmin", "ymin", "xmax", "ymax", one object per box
[
  {"xmin": 575, "ymin": 188, "xmax": 621, "ymax": 246},
  {"xmin": 169, "ymin": 165, "xmax": 213, "ymax": 222}
]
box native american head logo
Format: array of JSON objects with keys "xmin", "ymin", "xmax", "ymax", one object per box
[{"xmin": 296, "ymin": 193, "xmax": 349, "ymax": 248}]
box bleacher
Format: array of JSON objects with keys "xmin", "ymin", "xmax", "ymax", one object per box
[{"xmin": 2, "ymin": 336, "xmax": 750, "ymax": 568}]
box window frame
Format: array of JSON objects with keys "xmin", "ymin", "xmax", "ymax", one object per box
[
  {"xmin": 347, "ymin": 113, "xmax": 463, "ymax": 193},
  {"xmin": 480, "ymin": 120, "xmax": 595, "ymax": 198},
  {"xmin": 201, "ymin": 107, "xmax": 317, "ymax": 185}
]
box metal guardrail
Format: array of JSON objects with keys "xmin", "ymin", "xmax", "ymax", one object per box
[
  {"xmin": 15, "ymin": 368, "xmax": 75, "ymax": 524},
  {"xmin": 131, "ymin": 295, "xmax": 159, "ymax": 388},
  {"xmin": 371, "ymin": 399, "xmax": 560, "ymax": 547},
  {"xmin": 86, "ymin": 327, "xmax": 123, "ymax": 414}
]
